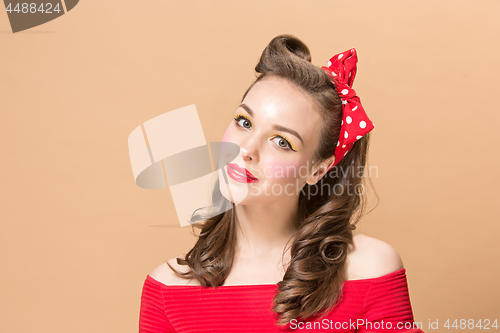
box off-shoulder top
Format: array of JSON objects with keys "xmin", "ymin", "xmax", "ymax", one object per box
[{"xmin": 139, "ymin": 268, "xmax": 424, "ymax": 333}]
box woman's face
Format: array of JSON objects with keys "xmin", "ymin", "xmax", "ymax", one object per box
[{"xmin": 218, "ymin": 76, "xmax": 331, "ymax": 205}]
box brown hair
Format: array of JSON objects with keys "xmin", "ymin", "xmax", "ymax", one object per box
[{"xmin": 167, "ymin": 34, "xmax": 376, "ymax": 326}]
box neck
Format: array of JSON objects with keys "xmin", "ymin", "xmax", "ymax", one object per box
[{"xmin": 233, "ymin": 196, "xmax": 299, "ymax": 259}]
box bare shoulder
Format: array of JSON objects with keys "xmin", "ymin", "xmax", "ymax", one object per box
[
  {"xmin": 149, "ymin": 255, "xmax": 200, "ymax": 286},
  {"xmin": 345, "ymin": 232, "xmax": 404, "ymax": 281}
]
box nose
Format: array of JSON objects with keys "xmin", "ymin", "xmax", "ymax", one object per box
[
  {"xmin": 239, "ymin": 136, "xmax": 259, "ymax": 163},
  {"xmin": 241, "ymin": 147, "xmax": 253, "ymax": 162}
]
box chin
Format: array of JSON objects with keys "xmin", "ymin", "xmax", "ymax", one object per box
[{"xmin": 218, "ymin": 168, "xmax": 253, "ymax": 205}]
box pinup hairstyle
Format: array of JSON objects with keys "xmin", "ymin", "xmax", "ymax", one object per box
[{"xmin": 168, "ymin": 34, "xmax": 376, "ymax": 326}]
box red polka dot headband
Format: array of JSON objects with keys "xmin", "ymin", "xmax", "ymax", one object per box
[{"xmin": 321, "ymin": 48, "xmax": 375, "ymax": 171}]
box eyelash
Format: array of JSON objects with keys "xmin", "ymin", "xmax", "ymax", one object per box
[{"xmin": 233, "ymin": 114, "xmax": 296, "ymax": 152}]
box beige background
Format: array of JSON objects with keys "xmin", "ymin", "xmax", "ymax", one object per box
[{"xmin": 1, "ymin": 1, "xmax": 499, "ymax": 332}]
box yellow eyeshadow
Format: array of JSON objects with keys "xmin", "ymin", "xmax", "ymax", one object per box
[
  {"xmin": 233, "ymin": 114, "xmax": 296, "ymax": 151},
  {"xmin": 275, "ymin": 133, "xmax": 296, "ymax": 151},
  {"xmin": 234, "ymin": 113, "xmax": 252, "ymax": 127}
]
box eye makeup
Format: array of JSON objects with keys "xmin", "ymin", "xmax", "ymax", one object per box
[
  {"xmin": 234, "ymin": 114, "xmax": 252, "ymax": 129},
  {"xmin": 272, "ymin": 134, "xmax": 296, "ymax": 152},
  {"xmin": 233, "ymin": 114, "xmax": 297, "ymax": 152}
]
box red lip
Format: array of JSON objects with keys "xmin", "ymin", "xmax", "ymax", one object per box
[{"xmin": 227, "ymin": 163, "xmax": 258, "ymax": 183}]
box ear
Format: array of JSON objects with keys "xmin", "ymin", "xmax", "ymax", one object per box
[{"xmin": 306, "ymin": 155, "xmax": 335, "ymax": 185}]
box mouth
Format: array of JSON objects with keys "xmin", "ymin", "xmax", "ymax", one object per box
[{"xmin": 226, "ymin": 163, "xmax": 259, "ymax": 183}]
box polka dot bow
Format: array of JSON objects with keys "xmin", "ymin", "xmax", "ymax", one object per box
[{"xmin": 321, "ymin": 48, "xmax": 375, "ymax": 171}]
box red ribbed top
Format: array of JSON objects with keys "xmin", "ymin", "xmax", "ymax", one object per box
[{"xmin": 139, "ymin": 268, "xmax": 424, "ymax": 333}]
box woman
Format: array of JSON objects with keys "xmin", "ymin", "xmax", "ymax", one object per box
[{"xmin": 139, "ymin": 34, "xmax": 424, "ymax": 333}]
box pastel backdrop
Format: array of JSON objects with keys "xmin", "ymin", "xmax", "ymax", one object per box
[{"xmin": 1, "ymin": 1, "xmax": 499, "ymax": 332}]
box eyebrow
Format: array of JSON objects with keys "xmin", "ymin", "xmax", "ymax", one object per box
[{"xmin": 238, "ymin": 103, "xmax": 304, "ymax": 145}]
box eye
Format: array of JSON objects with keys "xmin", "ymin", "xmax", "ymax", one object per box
[
  {"xmin": 272, "ymin": 136, "xmax": 296, "ymax": 152},
  {"xmin": 233, "ymin": 114, "xmax": 296, "ymax": 152},
  {"xmin": 234, "ymin": 115, "xmax": 252, "ymax": 129}
]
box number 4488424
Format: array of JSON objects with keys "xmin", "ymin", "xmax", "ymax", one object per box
[
  {"xmin": 5, "ymin": 3, "xmax": 62, "ymax": 14},
  {"xmin": 444, "ymin": 319, "xmax": 498, "ymax": 330}
]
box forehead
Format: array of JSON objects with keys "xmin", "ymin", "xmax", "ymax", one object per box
[{"xmin": 241, "ymin": 76, "xmax": 323, "ymax": 142}]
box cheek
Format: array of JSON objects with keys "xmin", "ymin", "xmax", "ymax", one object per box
[
  {"xmin": 221, "ymin": 127, "xmax": 231, "ymax": 142},
  {"xmin": 264, "ymin": 160, "xmax": 302, "ymax": 182}
]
